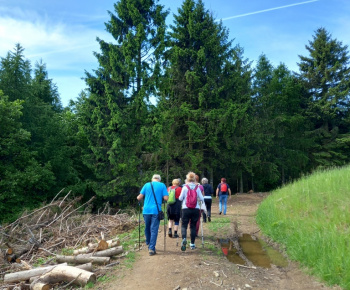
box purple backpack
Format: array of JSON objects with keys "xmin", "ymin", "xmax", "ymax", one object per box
[{"xmin": 185, "ymin": 185, "xmax": 198, "ymax": 208}]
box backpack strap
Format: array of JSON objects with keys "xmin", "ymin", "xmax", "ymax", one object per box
[{"xmin": 150, "ymin": 182, "xmax": 161, "ymax": 214}]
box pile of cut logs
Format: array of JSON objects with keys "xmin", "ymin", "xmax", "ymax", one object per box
[
  {"xmin": 0, "ymin": 190, "xmax": 137, "ymax": 289},
  {"xmin": 2, "ymin": 237, "xmax": 123, "ymax": 289}
]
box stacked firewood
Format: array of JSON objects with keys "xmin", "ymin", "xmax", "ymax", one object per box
[{"xmin": 0, "ymin": 190, "xmax": 137, "ymax": 289}]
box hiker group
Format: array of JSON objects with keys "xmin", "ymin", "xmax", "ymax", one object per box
[{"xmin": 136, "ymin": 172, "xmax": 232, "ymax": 256}]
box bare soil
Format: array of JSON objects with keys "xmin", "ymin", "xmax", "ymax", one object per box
[{"xmin": 99, "ymin": 193, "xmax": 341, "ymax": 290}]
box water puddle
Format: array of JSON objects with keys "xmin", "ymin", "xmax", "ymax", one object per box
[{"xmin": 219, "ymin": 234, "xmax": 288, "ymax": 268}]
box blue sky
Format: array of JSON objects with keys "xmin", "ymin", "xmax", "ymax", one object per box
[{"xmin": 1, "ymin": 0, "xmax": 349, "ymax": 107}]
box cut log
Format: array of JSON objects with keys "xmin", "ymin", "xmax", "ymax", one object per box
[
  {"xmin": 6, "ymin": 248, "xmax": 13, "ymax": 255},
  {"xmin": 72, "ymin": 245, "xmax": 123, "ymax": 258},
  {"xmin": 30, "ymin": 265, "xmax": 96, "ymax": 289},
  {"xmin": 89, "ymin": 246, "xmax": 123, "ymax": 257},
  {"xmin": 96, "ymin": 240, "xmax": 108, "ymax": 251},
  {"xmin": 88, "ymin": 237, "xmax": 119, "ymax": 248},
  {"xmin": 29, "ymin": 263, "xmax": 92, "ymax": 283},
  {"xmin": 75, "ymin": 262, "xmax": 93, "ymax": 272},
  {"xmin": 73, "ymin": 238, "xmax": 120, "ymax": 255},
  {"xmin": 56, "ymin": 255, "xmax": 110, "ymax": 265},
  {"xmin": 6, "ymin": 254, "xmax": 17, "ymax": 263},
  {"xmin": 4, "ymin": 263, "xmax": 67, "ymax": 283},
  {"xmin": 31, "ymin": 282, "xmax": 50, "ymax": 290}
]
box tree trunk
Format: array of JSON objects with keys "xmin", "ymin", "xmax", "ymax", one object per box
[
  {"xmin": 4, "ymin": 263, "xmax": 68, "ymax": 283},
  {"xmin": 31, "ymin": 282, "xmax": 50, "ymax": 290},
  {"xmin": 166, "ymin": 159, "xmax": 169, "ymax": 187},
  {"xmin": 30, "ymin": 265, "xmax": 96, "ymax": 289},
  {"xmin": 240, "ymin": 172, "xmax": 243, "ymax": 194},
  {"xmin": 86, "ymin": 246, "xmax": 123, "ymax": 257},
  {"xmin": 28, "ymin": 263, "xmax": 92, "ymax": 283},
  {"xmin": 56, "ymin": 255, "xmax": 110, "ymax": 265}
]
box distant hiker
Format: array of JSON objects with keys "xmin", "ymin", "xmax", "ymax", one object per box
[
  {"xmin": 137, "ymin": 174, "xmax": 169, "ymax": 256},
  {"xmin": 195, "ymin": 174, "xmax": 205, "ymax": 236},
  {"xmin": 167, "ymin": 179, "xmax": 182, "ymax": 238},
  {"xmin": 179, "ymin": 172, "xmax": 204, "ymax": 251},
  {"xmin": 216, "ymin": 178, "xmax": 232, "ymax": 215},
  {"xmin": 201, "ymin": 177, "xmax": 214, "ymax": 222}
]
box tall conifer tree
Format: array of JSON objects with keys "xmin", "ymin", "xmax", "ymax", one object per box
[
  {"xmin": 252, "ymin": 56, "xmax": 310, "ymax": 189},
  {"xmin": 158, "ymin": 0, "xmax": 251, "ymax": 184},
  {"xmin": 79, "ymin": 0, "xmax": 168, "ymax": 199},
  {"xmin": 298, "ymin": 28, "xmax": 350, "ymax": 167}
]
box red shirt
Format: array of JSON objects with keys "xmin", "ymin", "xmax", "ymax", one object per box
[{"xmin": 168, "ymin": 185, "xmax": 182, "ymax": 199}]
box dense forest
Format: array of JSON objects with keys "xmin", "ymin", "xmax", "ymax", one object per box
[{"xmin": 1, "ymin": 0, "xmax": 350, "ymax": 223}]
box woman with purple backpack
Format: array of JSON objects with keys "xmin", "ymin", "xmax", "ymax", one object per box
[{"xmin": 178, "ymin": 172, "xmax": 204, "ymax": 251}]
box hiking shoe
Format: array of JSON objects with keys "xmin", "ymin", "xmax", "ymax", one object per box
[
  {"xmin": 208, "ymin": 216, "xmax": 211, "ymax": 222},
  {"xmin": 181, "ymin": 238, "xmax": 187, "ymax": 251},
  {"xmin": 190, "ymin": 243, "xmax": 196, "ymax": 250},
  {"xmin": 168, "ymin": 229, "xmax": 172, "ymax": 238},
  {"xmin": 149, "ymin": 250, "xmax": 156, "ymax": 256},
  {"xmin": 173, "ymin": 233, "xmax": 179, "ymax": 238},
  {"xmin": 219, "ymin": 211, "xmax": 222, "ymax": 215}
]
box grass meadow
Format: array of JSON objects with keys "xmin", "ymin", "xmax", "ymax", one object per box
[{"xmin": 256, "ymin": 166, "xmax": 350, "ymax": 289}]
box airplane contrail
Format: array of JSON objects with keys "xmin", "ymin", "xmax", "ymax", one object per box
[{"xmin": 219, "ymin": 0, "xmax": 320, "ymax": 21}]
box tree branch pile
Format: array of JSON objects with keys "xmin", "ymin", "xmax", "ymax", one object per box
[{"xmin": 0, "ymin": 190, "xmax": 137, "ymax": 289}]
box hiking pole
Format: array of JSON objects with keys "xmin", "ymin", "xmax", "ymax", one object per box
[
  {"xmin": 177, "ymin": 208, "xmax": 181, "ymax": 247},
  {"xmin": 163, "ymin": 201, "xmax": 166, "ymax": 252},
  {"xmin": 138, "ymin": 202, "xmax": 141, "ymax": 251},
  {"xmin": 200, "ymin": 201, "xmax": 204, "ymax": 248}
]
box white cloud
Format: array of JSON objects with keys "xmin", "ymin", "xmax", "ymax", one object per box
[
  {"xmin": 219, "ymin": 0, "xmax": 320, "ymax": 21},
  {"xmin": 0, "ymin": 8, "xmax": 114, "ymax": 106},
  {"xmin": 0, "ymin": 9, "xmax": 112, "ymax": 71}
]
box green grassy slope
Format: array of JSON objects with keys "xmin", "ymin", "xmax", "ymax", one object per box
[{"xmin": 256, "ymin": 166, "xmax": 350, "ymax": 289}]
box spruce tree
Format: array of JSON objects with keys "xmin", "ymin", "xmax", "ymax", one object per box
[
  {"xmin": 298, "ymin": 28, "xmax": 350, "ymax": 167},
  {"xmin": 79, "ymin": 0, "xmax": 168, "ymax": 199},
  {"xmin": 252, "ymin": 56, "xmax": 310, "ymax": 189},
  {"xmin": 158, "ymin": 0, "xmax": 248, "ymax": 183},
  {"xmin": 0, "ymin": 44, "xmax": 31, "ymax": 102}
]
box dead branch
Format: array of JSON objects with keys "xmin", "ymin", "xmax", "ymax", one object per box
[{"xmin": 50, "ymin": 188, "xmax": 66, "ymax": 203}]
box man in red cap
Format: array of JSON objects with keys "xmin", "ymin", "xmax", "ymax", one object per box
[{"xmin": 216, "ymin": 178, "xmax": 232, "ymax": 215}]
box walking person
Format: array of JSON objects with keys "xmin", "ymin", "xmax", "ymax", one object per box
[
  {"xmin": 195, "ymin": 175, "xmax": 204, "ymax": 236},
  {"xmin": 216, "ymin": 178, "xmax": 232, "ymax": 215},
  {"xmin": 167, "ymin": 179, "xmax": 182, "ymax": 238},
  {"xmin": 137, "ymin": 174, "xmax": 168, "ymax": 256},
  {"xmin": 179, "ymin": 172, "xmax": 204, "ymax": 251},
  {"xmin": 201, "ymin": 177, "xmax": 214, "ymax": 222}
]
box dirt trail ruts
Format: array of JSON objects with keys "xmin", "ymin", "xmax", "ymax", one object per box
[{"xmin": 101, "ymin": 194, "xmax": 341, "ymax": 290}]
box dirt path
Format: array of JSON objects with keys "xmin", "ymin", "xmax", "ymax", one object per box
[{"xmin": 102, "ymin": 194, "xmax": 340, "ymax": 290}]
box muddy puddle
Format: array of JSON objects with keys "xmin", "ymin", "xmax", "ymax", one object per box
[{"xmin": 219, "ymin": 234, "xmax": 288, "ymax": 268}]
